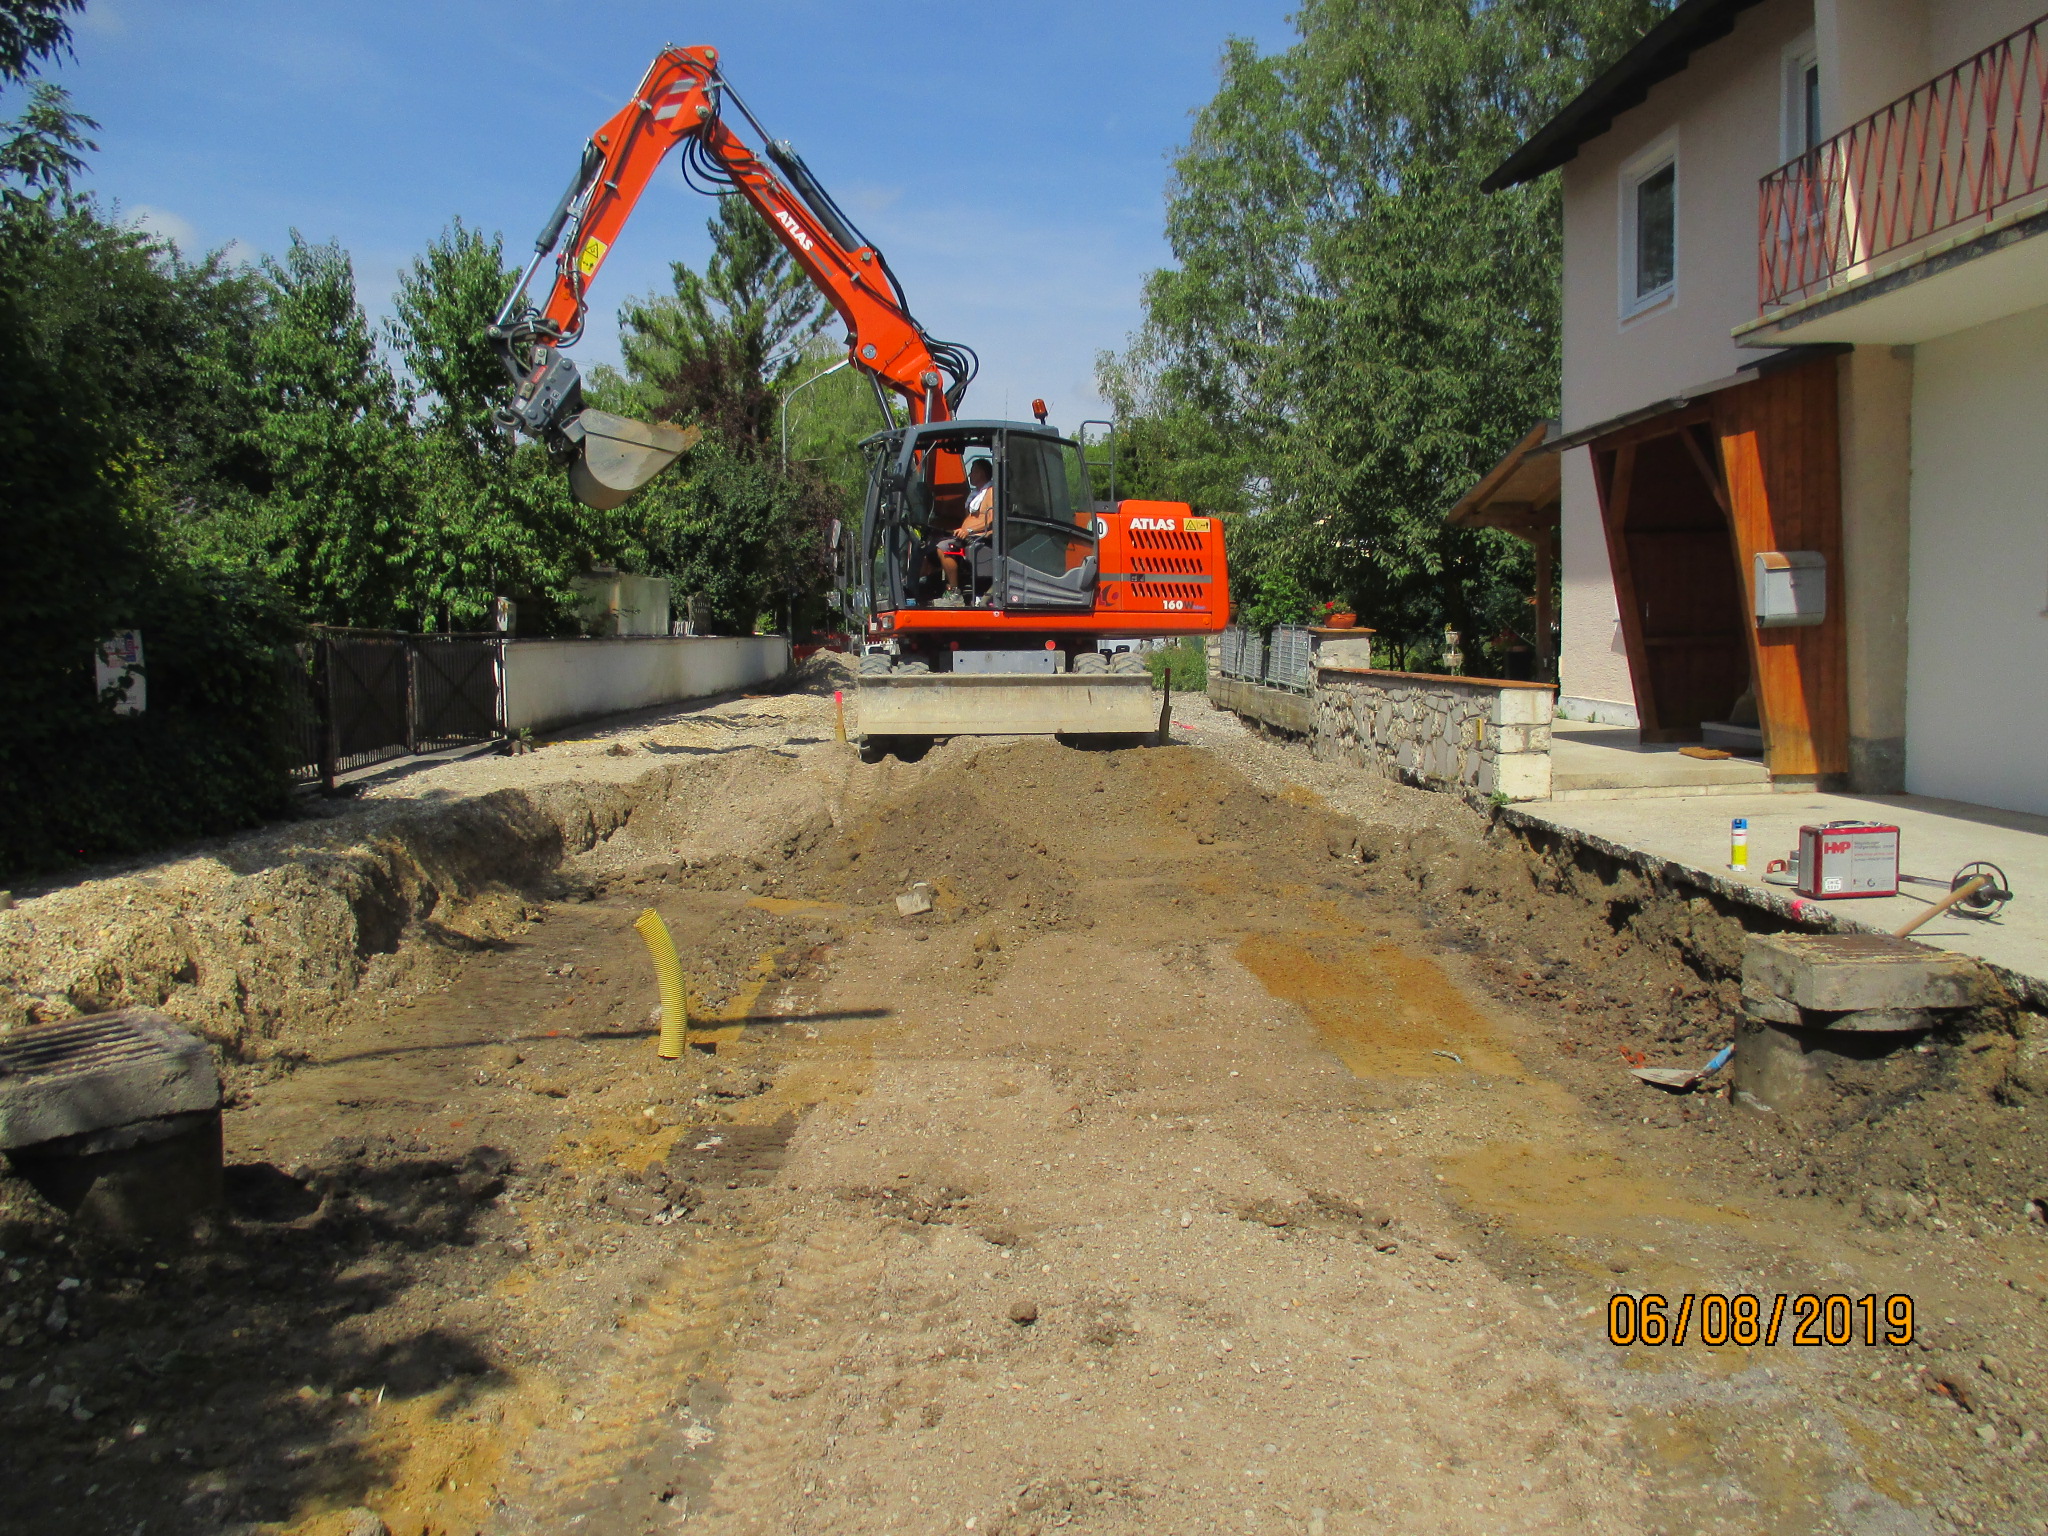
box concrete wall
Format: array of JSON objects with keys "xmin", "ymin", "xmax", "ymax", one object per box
[
  {"xmin": 1904, "ymin": 302, "xmax": 2048, "ymax": 815},
  {"xmin": 1555, "ymin": 1, "xmax": 1816, "ymax": 716},
  {"xmin": 1313, "ymin": 668, "xmax": 1556, "ymax": 802},
  {"xmin": 1816, "ymin": 2, "xmax": 2043, "ymax": 131},
  {"xmin": 502, "ymin": 636, "xmax": 790, "ymax": 734},
  {"xmin": 1557, "ymin": 450, "xmax": 1636, "ymax": 723}
]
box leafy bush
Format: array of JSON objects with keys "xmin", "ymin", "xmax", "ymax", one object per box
[
  {"xmin": 0, "ymin": 567, "xmax": 304, "ymax": 878},
  {"xmin": 1145, "ymin": 637, "xmax": 1208, "ymax": 693}
]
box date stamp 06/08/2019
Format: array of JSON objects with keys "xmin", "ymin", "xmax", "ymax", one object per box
[{"xmin": 1607, "ymin": 1292, "xmax": 1916, "ymax": 1348}]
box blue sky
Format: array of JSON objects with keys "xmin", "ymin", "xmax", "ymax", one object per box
[{"xmin": 36, "ymin": 0, "xmax": 1301, "ymax": 427}]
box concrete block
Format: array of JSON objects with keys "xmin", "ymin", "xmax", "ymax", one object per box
[
  {"xmin": 1313, "ymin": 635, "xmax": 1373, "ymax": 670},
  {"xmin": 1745, "ymin": 985, "xmax": 1941, "ymax": 1032},
  {"xmin": 1491, "ymin": 686, "xmax": 1555, "ymax": 727},
  {"xmin": 1489, "ymin": 752, "xmax": 1551, "ymax": 802},
  {"xmin": 1731, "ymin": 1013, "xmax": 1934, "ymax": 1117},
  {"xmin": 9, "ymin": 1111, "xmax": 224, "ymax": 1239},
  {"xmin": 0, "ymin": 1011, "xmax": 221, "ymax": 1150},
  {"xmin": 1740, "ymin": 984, "xmax": 1804, "ymax": 1025},
  {"xmin": 1811, "ymin": 1007, "xmax": 1948, "ymax": 1033},
  {"xmin": 1741, "ymin": 932, "xmax": 1984, "ymax": 1013},
  {"xmin": 1494, "ymin": 723, "xmax": 1553, "ymax": 754}
]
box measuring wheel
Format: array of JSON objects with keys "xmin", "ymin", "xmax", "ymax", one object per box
[{"xmin": 1950, "ymin": 861, "xmax": 2013, "ymax": 920}]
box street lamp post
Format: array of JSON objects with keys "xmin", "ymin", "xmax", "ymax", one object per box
[{"xmin": 781, "ymin": 358, "xmax": 851, "ymax": 469}]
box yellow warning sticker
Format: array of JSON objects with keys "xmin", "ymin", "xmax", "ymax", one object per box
[
  {"xmin": 577, "ymin": 236, "xmax": 609, "ymax": 277},
  {"xmin": 1183, "ymin": 516, "xmax": 1212, "ymax": 533}
]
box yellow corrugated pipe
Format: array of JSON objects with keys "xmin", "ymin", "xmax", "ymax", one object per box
[{"xmin": 634, "ymin": 908, "xmax": 689, "ymax": 1059}]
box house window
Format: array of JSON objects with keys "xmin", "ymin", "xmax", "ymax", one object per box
[
  {"xmin": 1620, "ymin": 138, "xmax": 1678, "ymax": 318},
  {"xmin": 1783, "ymin": 39, "xmax": 1822, "ymax": 161}
]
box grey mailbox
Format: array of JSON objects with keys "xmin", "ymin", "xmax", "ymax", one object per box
[{"xmin": 1753, "ymin": 550, "xmax": 1826, "ymax": 628}]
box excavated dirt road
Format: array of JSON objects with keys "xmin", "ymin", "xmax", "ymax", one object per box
[{"xmin": 2, "ymin": 682, "xmax": 2046, "ymax": 1536}]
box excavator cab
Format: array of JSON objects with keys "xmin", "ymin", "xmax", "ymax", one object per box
[{"xmin": 853, "ymin": 422, "xmax": 1100, "ymax": 619}]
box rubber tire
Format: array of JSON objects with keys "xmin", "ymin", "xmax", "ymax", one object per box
[
  {"xmin": 1070, "ymin": 651, "xmax": 1109, "ymax": 675},
  {"xmin": 857, "ymin": 653, "xmax": 892, "ymax": 676},
  {"xmin": 895, "ymin": 659, "xmax": 931, "ymax": 675},
  {"xmin": 1108, "ymin": 651, "xmax": 1147, "ymax": 676}
]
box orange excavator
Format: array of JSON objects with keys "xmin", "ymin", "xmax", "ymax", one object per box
[{"xmin": 490, "ymin": 45, "xmax": 1229, "ymax": 749}]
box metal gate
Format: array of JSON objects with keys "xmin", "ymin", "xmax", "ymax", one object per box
[
  {"xmin": 411, "ymin": 637, "xmax": 501, "ymax": 751},
  {"xmin": 282, "ymin": 629, "xmax": 503, "ymax": 789}
]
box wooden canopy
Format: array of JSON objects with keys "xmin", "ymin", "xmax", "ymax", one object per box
[{"xmin": 1447, "ymin": 422, "xmax": 1561, "ymax": 675}]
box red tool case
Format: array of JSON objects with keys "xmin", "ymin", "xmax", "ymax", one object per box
[{"xmin": 1795, "ymin": 821, "xmax": 1900, "ymax": 898}]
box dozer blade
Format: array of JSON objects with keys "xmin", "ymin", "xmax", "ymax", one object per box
[
  {"xmin": 565, "ymin": 410, "xmax": 702, "ymax": 510},
  {"xmin": 858, "ymin": 673, "xmax": 1167, "ymax": 740}
]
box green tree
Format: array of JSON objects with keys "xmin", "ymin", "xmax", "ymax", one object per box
[
  {"xmin": 781, "ymin": 333, "xmax": 888, "ymax": 506},
  {"xmin": 0, "ymin": 0, "xmax": 78, "ymax": 81},
  {"xmin": 621, "ymin": 437, "xmax": 828, "ymax": 634},
  {"xmin": 387, "ymin": 218, "xmax": 584, "ymax": 630},
  {"xmin": 235, "ymin": 234, "xmax": 413, "ymax": 627},
  {"xmin": 1101, "ymin": 0, "xmax": 1668, "ymax": 665}
]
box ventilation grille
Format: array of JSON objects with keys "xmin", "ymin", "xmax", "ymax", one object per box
[
  {"xmin": 1130, "ymin": 583, "xmax": 1208, "ymax": 605},
  {"xmin": 1128, "ymin": 527, "xmax": 1205, "ymax": 553}
]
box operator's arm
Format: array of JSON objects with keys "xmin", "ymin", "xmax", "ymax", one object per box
[{"xmin": 960, "ymin": 487, "xmax": 994, "ymax": 537}]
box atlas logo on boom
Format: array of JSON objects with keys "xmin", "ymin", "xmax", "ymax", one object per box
[{"xmin": 773, "ymin": 209, "xmax": 814, "ymax": 252}]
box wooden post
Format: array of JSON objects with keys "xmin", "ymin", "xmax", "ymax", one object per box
[{"xmin": 402, "ymin": 640, "xmax": 419, "ymax": 755}]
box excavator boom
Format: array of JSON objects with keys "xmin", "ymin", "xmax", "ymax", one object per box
[{"xmin": 491, "ymin": 46, "xmax": 971, "ymax": 505}]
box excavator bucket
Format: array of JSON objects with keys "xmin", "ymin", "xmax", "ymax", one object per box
[{"xmin": 565, "ymin": 411, "xmax": 702, "ymax": 510}]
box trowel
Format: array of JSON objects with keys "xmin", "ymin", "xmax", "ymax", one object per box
[{"xmin": 1631, "ymin": 1043, "xmax": 1734, "ymax": 1092}]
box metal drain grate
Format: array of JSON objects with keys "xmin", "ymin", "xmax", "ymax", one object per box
[
  {"xmin": 1784, "ymin": 933, "xmax": 1959, "ymax": 962},
  {"xmin": 0, "ymin": 1010, "xmax": 220, "ymax": 1150}
]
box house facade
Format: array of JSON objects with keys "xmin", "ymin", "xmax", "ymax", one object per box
[{"xmin": 1488, "ymin": 0, "xmax": 2048, "ymax": 815}]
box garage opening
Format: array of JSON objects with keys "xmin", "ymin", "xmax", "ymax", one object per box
[{"xmin": 1593, "ymin": 423, "xmax": 1751, "ymax": 743}]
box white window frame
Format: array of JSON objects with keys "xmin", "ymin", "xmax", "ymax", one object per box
[
  {"xmin": 1781, "ymin": 33, "xmax": 1821, "ymax": 164},
  {"xmin": 1618, "ymin": 132, "xmax": 1679, "ymax": 321}
]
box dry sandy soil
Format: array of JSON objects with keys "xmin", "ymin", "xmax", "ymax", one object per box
[{"xmin": 1, "ymin": 669, "xmax": 2045, "ymax": 1536}]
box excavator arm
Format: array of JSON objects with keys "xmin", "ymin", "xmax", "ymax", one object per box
[{"xmin": 491, "ymin": 45, "xmax": 973, "ymax": 505}]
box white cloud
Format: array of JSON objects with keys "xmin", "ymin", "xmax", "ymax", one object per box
[
  {"xmin": 78, "ymin": 1, "xmax": 126, "ymax": 37},
  {"xmin": 129, "ymin": 205, "xmax": 198, "ymax": 251}
]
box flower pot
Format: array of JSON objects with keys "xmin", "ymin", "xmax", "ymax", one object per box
[{"xmin": 1324, "ymin": 612, "xmax": 1358, "ymax": 629}]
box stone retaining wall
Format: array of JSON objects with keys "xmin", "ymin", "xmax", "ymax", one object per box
[{"xmin": 1312, "ymin": 666, "xmax": 1555, "ymax": 801}]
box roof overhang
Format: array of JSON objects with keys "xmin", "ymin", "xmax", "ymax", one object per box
[
  {"xmin": 1545, "ymin": 343, "xmax": 1849, "ymax": 453},
  {"xmin": 1482, "ymin": 0, "xmax": 1768, "ymax": 193},
  {"xmin": 1447, "ymin": 422, "xmax": 1561, "ymax": 541}
]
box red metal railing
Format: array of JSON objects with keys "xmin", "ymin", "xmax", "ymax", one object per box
[{"xmin": 1759, "ymin": 13, "xmax": 2048, "ymax": 309}]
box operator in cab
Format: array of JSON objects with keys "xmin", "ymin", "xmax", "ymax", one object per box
[{"xmin": 936, "ymin": 457, "xmax": 995, "ymax": 607}]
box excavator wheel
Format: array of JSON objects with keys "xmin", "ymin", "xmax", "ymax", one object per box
[
  {"xmin": 895, "ymin": 659, "xmax": 931, "ymax": 675},
  {"xmin": 1108, "ymin": 651, "xmax": 1147, "ymax": 676},
  {"xmin": 857, "ymin": 653, "xmax": 893, "ymax": 677},
  {"xmin": 1070, "ymin": 651, "xmax": 1109, "ymax": 676}
]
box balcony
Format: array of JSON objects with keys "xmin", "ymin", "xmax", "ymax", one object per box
[{"xmin": 1741, "ymin": 12, "xmax": 2048, "ymax": 346}]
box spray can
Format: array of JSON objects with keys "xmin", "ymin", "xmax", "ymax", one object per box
[{"xmin": 1730, "ymin": 817, "xmax": 1749, "ymax": 872}]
